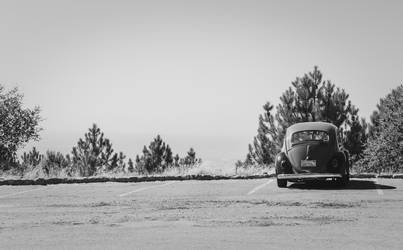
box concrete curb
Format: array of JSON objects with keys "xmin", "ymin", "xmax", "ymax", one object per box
[
  {"xmin": 0, "ymin": 174, "xmax": 276, "ymax": 186},
  {"xmin": 0, "ymin": 173, "xmax": 402, "ymax": 186}
]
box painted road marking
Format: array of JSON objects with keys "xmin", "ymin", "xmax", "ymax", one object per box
[
  {"xmin": 0, "ymin": 187, "xmax": 47, "ymax": 199},
  {"xmin": 119, "ymin": 182, "xmax": 176, "ymax": 197},
  {"xmin": 247, "ymin": 179, "xmax": 274, "ymax": 195},
  {"xmin": 376, "ymin": 179, "xmax": 384, "ymax": 195}
]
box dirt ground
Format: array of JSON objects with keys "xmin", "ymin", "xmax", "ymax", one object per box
[{"xmin": 0, "ymin": 178, "xmax": 402, "ymax": 249}]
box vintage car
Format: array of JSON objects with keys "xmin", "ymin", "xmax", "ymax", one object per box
[{"xmin": 275, "ymin": 122, "xmax": 350, "ymax": 188}]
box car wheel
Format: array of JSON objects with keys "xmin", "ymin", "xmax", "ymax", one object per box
[
  {"xmin": 336, "ymin": 174, "xmax": 349, "ymax": 187},
  {"xmin": 277, "ymin": 178, "xmax": 287, "ymax": 188}
]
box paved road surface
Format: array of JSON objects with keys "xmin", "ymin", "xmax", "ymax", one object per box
[{"xmin": 0, "ymin": 178, "xmax": 402, "ymax": 249}]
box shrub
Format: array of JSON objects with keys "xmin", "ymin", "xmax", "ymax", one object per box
[{"xmin": 356, "ymin": 85, "xmax": 403, "ymax": 173}]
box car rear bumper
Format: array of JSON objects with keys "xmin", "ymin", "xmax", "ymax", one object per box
[{"xmin": 277, "ymin": 173, "xmax": 342, "ymax": 180}]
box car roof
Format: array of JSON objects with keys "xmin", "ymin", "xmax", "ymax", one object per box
[{"xmin": 286, "ymin": 122, "xmax": 337, "ymax": 135}]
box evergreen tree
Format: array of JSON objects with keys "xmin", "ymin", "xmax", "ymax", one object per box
[
  {"xmin": 134, "ymin": 154, "xmax": 145, "ymax": 174},
  {"xmin": 127, "ymin": 158, "xmax": 134, "ymax": 173},
  {"xmin": 243, "ymin": 66, "xmax": 367, "ymax": 166},
  {"xmin": 43, "ymin": 151, "xmax": 69, "ymax": 176},
  {"xmin": 109, "ymin": 153, "xmax": 119, "ymax": 171},
  {"xmin": 174, "ymin": 154, "xmax": 180, "ymax": 167},
  {"xmin": 117, "ymin": 152, "xmax": 126, "ymax": 172},
  {"xmin": 184, "ymin": 147, "xmax": 197, "ymax": 165},
  {"xmin": 246, "ymin": 102, "xmax": 278, "ymax": 165},
  {"xmin": 163, "ymin": 145, "xmax": 174, "ymax": 167},
  {"xmin": 343, "ymin": 116, "xmax": 368, "ymax": 161},
  {"xmin": 358, "ymin": 85, "xmax": 403, "ymax": 173},
  {"xmin": 136, "ymin": 135, "xmax": 168, "ymax": 173},
  {"xmin": 135, "ymin": 137, "xmax": 201, "ymax": 173},
  {"xmin": 21, "ymin": 147, "xmax": 43, "ymax": 167},
  {"xmin": 148, "ymin": 135, "xmax": 166, "ymax": 171},
  {"xmin": 71, "ymin": 124, "xmax": 115, "ymax": 176}
]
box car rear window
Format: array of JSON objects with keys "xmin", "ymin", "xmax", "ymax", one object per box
[{"xmin": 291, "ymin": 130, "xmax": 329, "ymax": 145}]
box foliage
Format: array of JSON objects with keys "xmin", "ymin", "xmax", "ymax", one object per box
[
  {"xmin": 135, "ymin": 135, "xmax": 173, "ymax": 174},
  {"xmin": 127, "ymin": 158, "xmax": 134, "ymax": 173},
  {"xmin": 4, "ymin": 121, "xmax": 200, "ymax": 178},
  {"xmin": 21, "ymin": 147, "xmax": 43, "ymax": 167},
  {"xmin": 243, "ymin": 66, "xmax": 367, "ymax": 167},
  {"xmin": 116, "ymin": 151, "xmax": 127, "ymax": 173},
  {"xmin": 135, "ymin": 136, "xmax": 201, "ymax": 174},
  {"xmin": 174, "ymin": 154, "xmax": 180, "ymax": 166},
  {"xmin": 43, "ymin": 151, "xmax": 71, "ymax": 176},
  {"xmin": 247, "ymin": 102, "xmax": 279, "ymax": 165},
  {"xmin": 343, "ymin": 116, "xmax": 368, "ymax": 161},
  {"xmin": 182, "ymin": 147, "xmax": 199, "ymax": 165},
  {"xmin": 357, "ymin": 85, "xmax": 403, "ymax": 173},
  {"xmin": 71, "ymin": 124, "xmax": 117, "ymax": 176},
  {"xmin": 0, "ymin": 85, "xmax": 41, "ymax": 169}
]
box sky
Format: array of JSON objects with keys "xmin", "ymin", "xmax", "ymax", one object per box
[{"xmin": 1, "ymin": 0, "xmax": 402, "ymax": 165}]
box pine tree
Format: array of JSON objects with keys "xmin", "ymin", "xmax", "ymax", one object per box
[
  {"xmin": 148, "ymin": 135, "xmax": 166, "ymax": 172},
  {"xmin": 163, "ymin": 145, "xmax": 174, "ymax": 167},
  {"xmin": 246, "ymin": 102, "xmax": 278, "ymax": 165},
  {"xmin": 184, "ymin": 148, "xmax": 197, "ymax": 165},
  {"xmin": 21, "ymin": 147, "xmax": 43, "ymax": 167},
  {"xmin": 136, "ymin": 135, "xmax": 168, "ymax": 173},
  {"xmin": 242, "ymin": 66, "xmax": 367, "ymax": 167},
  {"xmin": 343, "ymin": 116, "xmax": 368, "ymax": 161},
  {"xmin": 117, "ymin": 152, "xmax": 126, "ymax": 172},
  {"xmin": 43, "ymin": 151, "xmax": 69, "ymax": 176},
  {"xmin": 71, "ymin": 124, "xmax": 116, "ymax": 176},
  {"xmin": 128, "ymin": 158, "xmax": 134, "ymax": 173},
  {"xmin": 174, "ymin": 154, "xmax": 180, "ymax": 167},
  {"xmin": 135, "ymin": 136, "xmax": 202, "ymax": 173},
  {"xmin": 134, "ymin": 154, "xmax": 145, "ymax": 174},
  {"xmin": 109, "ymin": 153, "xmax": 118, "ymax": 171}
]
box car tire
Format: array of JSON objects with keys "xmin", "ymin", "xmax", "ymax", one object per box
[
  {"xmin": 277, "ymin": 178, "xmax": 287, "ymax": 188},
  {"xmin": 337, "ymin": 164, "xmax": 350, "ymax": 187},
  {"xmin": 336, "ymin": 174, "xmax": 349, "ymax": 187}
]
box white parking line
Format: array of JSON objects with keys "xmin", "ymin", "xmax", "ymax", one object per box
[
  {"xmin": 247, "ymin": 179, "xmax": 274, "ymax": 195},
  {"xmin": 119, "ymin": 182, "xmax": 176, "ymax": 197},
  {"xmin": 0, "ymin": 187, "xmax": 47, "ymax": 199},
  {"xmin": 376, "ymin": 179, "xmax": 384, "ymax": 195}
]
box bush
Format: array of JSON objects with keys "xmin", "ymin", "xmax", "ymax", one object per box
[{"xmin": 356, "ymin": 85, "xmax": 403, "ymax": 173}]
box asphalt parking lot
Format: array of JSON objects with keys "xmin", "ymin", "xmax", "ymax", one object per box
[{"xmin": 0, "ymin": 178, "xmax": 402, "ymax": 249}]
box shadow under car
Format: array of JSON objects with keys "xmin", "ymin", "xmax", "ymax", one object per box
[{"xmin": 288, "ymin": 179, "xmax": 396, "ymax": 190}]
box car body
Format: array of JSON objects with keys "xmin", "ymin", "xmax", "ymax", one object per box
[{"xmin": 275, "ymin": 122, "xmax": 349, "ymax": 188}]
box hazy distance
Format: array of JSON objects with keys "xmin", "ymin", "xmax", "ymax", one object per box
[{"xmin": 1, "ymin": 0, "xmax": 402, "ymax": 165}]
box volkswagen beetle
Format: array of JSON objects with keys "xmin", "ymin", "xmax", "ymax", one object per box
[{"xmin": 275, "ymin": 122, "xmax": 350, "ymax": 188}]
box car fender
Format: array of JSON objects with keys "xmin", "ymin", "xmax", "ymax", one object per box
[
  {"xmin": 333, "ymin": 151, "xmax": 349, "ymax": 175},
  {"xmin": 275, "ymin": 152, "xmax": 291, "ymax": 174}
]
